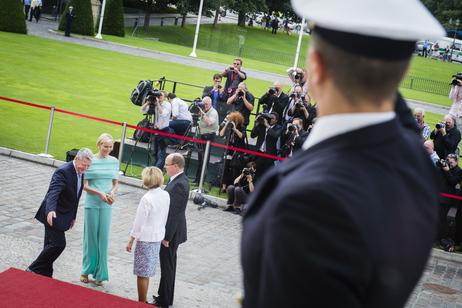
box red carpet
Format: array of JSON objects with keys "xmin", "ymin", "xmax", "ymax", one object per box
[{"xmin": 0, "ymin": 267, "xmax": 149, "ymax": 307}]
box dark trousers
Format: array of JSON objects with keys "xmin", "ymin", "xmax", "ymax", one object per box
[
  {"xmin": 24, "ymin": 5, "xmax": 30, "ymax": 19},
  {"xmin": 28, "ymin": 225, "xmax": 66, "ymax": 277},
  {"xmin": 169, "ymin": 120, "xmax": 191, "ymax": 137},
  {"xmin": 29, "ymin": 7, "xmax": 40, "ymax": 21},
  {"xmin": 65, "ymin": 21, "xmax": 73, "ymax": 36},
  {"xmin": 157, "ymin": 232, "xmax": 181, "ymax": 307},
  {"xmin": 437, "ymin": 202, "xmax": 453, "ymax": 240},
  {"xmin": 227, "ymin": 185, "xmax": 248, "ymax": 208}
]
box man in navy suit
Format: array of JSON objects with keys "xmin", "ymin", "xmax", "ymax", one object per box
[
  {"xmin": 151, "ymin": 153, "xmax": 189, "ymax": 308},
  {"xmin": 27, "ymin": 148, "xmax": 93, "ymax": 277},
  {"xmin": 241, "ymin": 0, "xmax": 445, "ymax": 307}
]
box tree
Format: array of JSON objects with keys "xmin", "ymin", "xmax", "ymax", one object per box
[
  {"xmin": 422, "ymin": 0, "xmax": 462, "ymax": 31},
  {"xmin": 226, "ymin": 0, "xmax": 267, "ymax": 27},
  {"xmin": 99, "ymin": 0, "xmax": 125, "ymax": 37},
  {"xmin": 1, "ymin": 0, "xmax": 27, "ymax": 34},
  {"xmin": 59, "ymin": 0, "xmax": 94, "ymax": 36}
]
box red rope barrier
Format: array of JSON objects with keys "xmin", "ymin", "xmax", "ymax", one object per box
[{"xmin": 1, "ymin": 96, "xmax": 286, "ymax": 161}]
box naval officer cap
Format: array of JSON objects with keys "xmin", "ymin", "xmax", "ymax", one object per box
[{"xmin": 291, "ymin": 0, "xmax": 445, "ymax": 60}]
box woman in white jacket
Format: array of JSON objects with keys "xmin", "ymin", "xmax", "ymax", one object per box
[{"xmin": 126, "ymin": 167, "xmax": 170, "ymax": 303}]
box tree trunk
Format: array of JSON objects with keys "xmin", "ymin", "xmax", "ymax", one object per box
[
  {"xmin": 238, "ymin": 11, "xmax": 245, "ymax": 27},
  {"xmin": 213, "ymin": 8, "xmax": 219, "ymax": 29},
  {"xmin": 181, "ymin": 14, "xmax": 186, "ymax": 27},
  {"xmin": 143, "ymin": 0, "xmax": 153, "ymax": 30}
]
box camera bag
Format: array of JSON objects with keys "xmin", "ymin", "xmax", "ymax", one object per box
[{"xmin": 130, "ymin": 80, "xmax": 152, "ymax": 106}]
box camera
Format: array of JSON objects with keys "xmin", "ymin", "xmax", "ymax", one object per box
[
  {"xmin": 294, "ymin": 73, "xmax": 304, "ymax": 79},
  {"xmin": 256, "ymin": 112, "xmax": 272, "ymax": 124},
  {"xmin": 145, "ymin": 88, "xmax": 162, "ymax": 102},
  {"xmin": 189, "ymin": 97, "xmax": 206, "ymax": 114},
  {"xmin": 288, "ymin": 124, "xmax": 298, "ymax": 132},
  {"xmin": 243, "ymin": 167, "xmax": 254, "ymax": 176},
  {"xmin": 229, "ymin": 66, "xmax": 235, "ymax": 70},
  {"xmin": 296, "ymin": 101, "xmax": 304, "ymax": 108},
  {"xmin": 436, "ymin": 122, "xmax": 446, "ymax": 129},
  {"xmin": 290, "ymin": 92, "xmax": 300, "ymax": 99},
  {"xmin": 217, "ymin": 85, "xmax": 222, "ymax": 89},
  {"xmin": 436, "ymin": 159, "xmax": 449, "ymax": 168},
  {"xmin": 237, "ymin": 89, "xmax": 245, "ymax": 97},
  {"xmin": 268, "ymin": 86, "xmax": 278, "ymax": 95},
  {"xmin": 451, "ymin": 73, "xmax": 462, "ymax": 85}
]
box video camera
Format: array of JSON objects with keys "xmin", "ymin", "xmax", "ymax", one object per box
[
  {"xmin": 451, "ymin": 72, "xmax": 462, "ymax": 85},
  {"xmin": 189, "ymin": 98, "xmax": 206, "ymax": 115},
  {"xmin": 145, "ymin": 88, "xmax": 162, "ymax": 102}
]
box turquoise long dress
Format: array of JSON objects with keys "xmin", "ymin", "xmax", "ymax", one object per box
[{"xmin": 81, "ymin": 156, "xmax": 119, "ymax": 281}]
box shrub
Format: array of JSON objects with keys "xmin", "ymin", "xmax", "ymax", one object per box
[
  {"xmin": 0, "ymin": 0, "xmax": 27, "ymax": 34},
  {"xmin": 98, "ymin": 0, "xmax": 125, "ymax": 37},
  {"xmin": 58, "ymin": 0, "xmax": 94, "ymax": 36}
]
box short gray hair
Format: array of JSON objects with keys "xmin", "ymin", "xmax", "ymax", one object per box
[
  {"xmin": 414, "ymin": 108, "xmax": 425, "ymax": 115},
  {"xmin": 76, "ymin": 148, "xmax": 94, "ymax": 161}
]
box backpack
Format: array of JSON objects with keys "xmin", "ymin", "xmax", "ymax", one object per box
[{"xmin": 130, "ymin": 80, "xmax": 152, "ymax": 106}]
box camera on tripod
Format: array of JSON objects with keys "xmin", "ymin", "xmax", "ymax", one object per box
[
  {"xmin": 189, "ymin": 98, "xmax": 206, "ymax": 115},
  {"xmin": 145, "ymin": 88, "xmax": 162, "ymax": 102}
]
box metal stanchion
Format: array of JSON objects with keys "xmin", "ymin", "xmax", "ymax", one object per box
[
  {"xmin": 118, "ymin": 122, "xmax": 127, "ymax": 174},
  {"xmin": 38, "ymin": 107, "xmax": 54, "ymax": 158}
]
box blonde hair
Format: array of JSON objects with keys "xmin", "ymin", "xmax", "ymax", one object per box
[
  {"xmin": 142, "ymin": 167, "xmax": 164, "ymax": 189},
  {"xmin": 96, "ymin": 133, "xmax": 113, "ymax": 147}
]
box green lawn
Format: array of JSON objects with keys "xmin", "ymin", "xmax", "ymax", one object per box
[{"xmin": 1, "ymin": 24, "xmax": 461, "ymax": 180}]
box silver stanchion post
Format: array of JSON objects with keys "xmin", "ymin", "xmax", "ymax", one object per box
[
  {"xmin": 38, "ymin": 107, "xmax": 55, "ymax": 158},
  {"xmin": 118, "ymin": 122, "xmax": 127, "ymax": 173}
]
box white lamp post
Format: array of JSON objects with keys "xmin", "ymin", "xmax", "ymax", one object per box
[{"xmin": 95, "ymin": 0, "xmax": 107, "ymax": 39}]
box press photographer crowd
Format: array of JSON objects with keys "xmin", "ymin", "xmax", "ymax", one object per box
[{"xmin": 130, "ymin": 61, "xmax": 316, "ymax": 215}]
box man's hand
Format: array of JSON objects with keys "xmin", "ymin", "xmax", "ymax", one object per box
[
  {"xmin": 47, "ymin": 211, "xmax": 57, "ymax": 226},
  {"xmin": 70, "ymin": 219, "xmax": 75, "ymax": 229},
  {"xmin": 162, "ymin": 239, "xmax": 170, "ymax": 247}
]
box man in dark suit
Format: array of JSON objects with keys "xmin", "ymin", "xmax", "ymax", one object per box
[
  {"xmin": 26, "ymin": 148, "xmax": 93, "ymax": 277},
  {"xmin": 151, "ymin": 153, "xmax": 189, "ymax": 308},
  {"xmin": 258, "ymin": 81, "xmax": 289, "ymax": 125},
  {"xmin": 241, "ymin": 0, "xmax": 444, "ymax": 307},
  {"xmin": 64, "ymin": 6, "xmax": 75, "ymax": 37},
  {"xmin": 430, "ymin": 114, "xmax": 461, "ymax": 159},
  {"xmin": 250, "ymin": 112, "xmax": 282, "ymax": 178}
]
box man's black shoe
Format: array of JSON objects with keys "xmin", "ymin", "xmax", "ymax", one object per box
[
  {"xmin": 233, "ymin": 208, "xmax": 241, "ymax": 215},
  {"xmin": 223, "ymin": 205, "xmax": 234, "ymax": 212},
  {"xmin": 147, "ymin": 299, "xmax": 166, "ymax": 307}
]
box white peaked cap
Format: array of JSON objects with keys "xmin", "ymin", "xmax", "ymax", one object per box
[{"xmin": 291, "ymin": 0, "xmax": 445, "ymax": 42}]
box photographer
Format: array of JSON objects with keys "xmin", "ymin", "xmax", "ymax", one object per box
[
  {"xmin": 280, "ymin": 118, "xmax": 308, "ymax": 158},
  {"xmin": 219, "ymin": 111, "xmax": 247, "ymax": 193},
  {"xmin": 223, "ymin": 162, "xmax": 256, "ymax": 215},
  {"xmin": 449, "ymin": 74, "xmax": 462, "ymax": 134},
  {"xmin": 166, "ymin": 93, "xmax": 192, "ymax": 137},
  {"xmin": 258, "ymin": 81, "xmax": 289, "ymax": 125},
  {"xmin": 192, "ymin": 97, "xmax": 219, "ymax": 186},
  {"xmin": 250, "ymin": 112, "xmax": 282, "ymax": 178},
  {"xmin": 286, "ymin": 67, "xmax": 308, "ymax": 93},
  {"xmin": 282, "ymin": 85, "xmax": 303, "ymax": 124},
  {"xmin": 202, "ymin": 73, "xmax": 229, "ymax": 123},
  {"xmin": 140, "ymin": 90, "xmax": 171, "ymax": 169},
  {"xmin": 436, "ymin": 154, "xmax": 462, "ymax": 246},
  {"xmin": 226, "ymin": 82, "xmax": 254, "ymax": 127},
  {"xmin": 287, "ymin": 92, "xmax": 317, "ymax": 131},
  {"xmin": 430, "ymin": 114, "xmax": 461, "ymax": 159},
  {"xmin": 221, "ymin": 59, "xmax": 247, "ymax": 96}
]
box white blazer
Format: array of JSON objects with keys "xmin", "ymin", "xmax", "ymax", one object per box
[{"xmin": 130, "ymin": 187, "xmax": 170, "ymax": 242}]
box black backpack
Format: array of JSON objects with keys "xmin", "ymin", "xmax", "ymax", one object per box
[{"xmin": 130, "ymin": 80, "xmax": 152, "ymax": 106}]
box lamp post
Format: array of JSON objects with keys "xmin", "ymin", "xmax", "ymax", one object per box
[{"xmin": 451, "ymin": 19, "xmax": 460, "ymax": 62}]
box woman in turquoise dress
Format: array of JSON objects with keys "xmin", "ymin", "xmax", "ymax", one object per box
[{"xmin": 80, "ymin": 133, "xmax": 119, "ymax": 286}]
